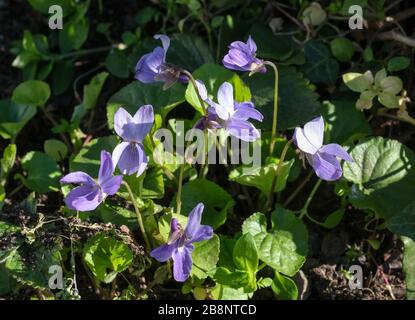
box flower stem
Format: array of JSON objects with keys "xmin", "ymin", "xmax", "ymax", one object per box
[
  {"xmin": 298, "ymin": 179, "xmax": 322, "ymax": 220},
  {"xmin": 264, "ymin": 139, "xmax": 292, "ymax": 212},
  {"xmin": 176, "ymin": 162, "xmax": 185, "ymax": 215},
  {"xmin": 122, "ymin": 180, "xmax": 151, "ymax": 250},
  {"xmin": 199, "ymin": 131, "xmax": 209, "ymax": 178},
  {"xmin": 264, "ymin": 61, "xmax": 279, "ymax": 156}
]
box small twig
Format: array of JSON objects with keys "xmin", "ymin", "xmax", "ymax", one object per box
[
  {"xmin": 272, "ymin": 2, "xmax": 306, "ymax": 32},
  {"xmin": 385, "ymin": 0, "xmax": 404, "ymax": 12},
  {"xmin": 377, "ymin": 30, "xmax": 415, "ymax": 48}
]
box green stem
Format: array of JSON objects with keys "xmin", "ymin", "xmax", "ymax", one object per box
[
  {"xmin": 264, "ymin": 61, "xmax": 279, "ymax": 155},
  {"xmin": 51, "ymin": 44, "xmax": 117, "ymax": 61},
  {"xmin": 176, "ymin": 161, "xmax": 185, "ymax": 216},
  {"xmin": 380, "ymin": 111, "xmax": 415, "ymax": 126},
  {"xmin": 182, "ymin": 70, "xmax": 210, "ymax": 179},
  {"xmin": 264, "ymin": 140, "xmax": 293, "ymax": 212},
  {"xmin": 298, "ymin": 179, "xmax": 322, "ymax": 220},
  {"xmin": 199, "ymin": 131, "xmax": 209, "ymax": 178},
  {"xmin": 122, "ymin": 181, "xmax": 151, "ymax": 250},
  {"xmin": 199, "ymin": 13, "xmax": 213, "ymax": 52},
  {"xmin": 258, "ymin": 262, "xmax": 267, "ymax": 271}
]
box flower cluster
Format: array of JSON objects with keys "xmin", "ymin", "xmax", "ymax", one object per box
[
  {"xmin": 60, "ymin": 106, "xmax": 155, "ymax": 211},
  {"xmin": 60, "ymin": 33, "xmax": 353, "ymax": 284}
]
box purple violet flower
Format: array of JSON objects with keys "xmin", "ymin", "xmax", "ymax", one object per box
[
  {"xmin": 195, "ymin": 80, "xmax": 263, "ymax": 142},
  {"xmin": 60, "ymin": 151, "xmax": 122, "ymax": 211},
  {"xmin": 293, "ymin": 116, "xmax": 353, "ymax": 181},
  {"xmin": 135, "ymin": 34, "xmax": 188, "ymax": 89},
  {"xmin": 150, "ymin": 203, "xmax": 213, "ymax": 282},
  {"xmin": 112, "ymin": 105, "xmax": 154, "ymax": 176},
  {"xmin": 222, "ymin": 36, "xmax": 266, "ymax": 74}
]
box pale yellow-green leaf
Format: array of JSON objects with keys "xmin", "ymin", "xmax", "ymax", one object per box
[
  {"xmin": 380, "ymin": 76, "xmax": 403, "ymax": 95},
  {"xmin": 342, "ymin": 72, "xmax": 371, "ymax": 93},
  {"xmin": 378, "ymin": 92, "xmax": 400, "ymax": 109}
]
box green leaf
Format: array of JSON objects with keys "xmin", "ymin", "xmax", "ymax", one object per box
[
  {"xmin": 242, "ymin": 208, "xmax": 308, "ymax": 276},
  {"xmin": 321, "ymin": 208, "xmax": 345, "ymax": 229},
  {"xmin": 167, "ymin": 34, "xmax": 214, "ymax": 71},
  {"xmin": 211, "ymin": 284, "xmax": 249, "ymax": 300},
  {"xmin": 378, "ymin": 92, "xmax": 400, "ymax": 109},
  {"xmin": 70, "ymin": 135, "xmax": 118, "ymax": 177},
  {"xmin": 387, "ymin": 202, "xmax": 415, "ymax": 240},
  {"xmin": 52, "ymin": 60, "xmax": 74, "ymax": 95},
  {"xmin": 172, "ymin": 179, "xmax": 234, "ymax": 229},
  {"xmin": 322, "ymin": 100, "xmax": 372, "ymax": 144},
  {"xmin": 271, "ymin": 272, "xmax": 298, "ymax": 300},
  {"xmin": 192, "ymin": 234, "xmax": 220, "ymax": 279},
  {"xmin": 342, "ymin": 71, "xmax": 373, "ymax": 93},
  {"xmin": 387, "ymin": 57, "xmax": 410, "ymax": 72},
  {"xmin": 379, "ymin": 76, "xmax": 402, "ymax": 95},
  {"xmin": 106, "ymin": 82, "xmax": 185, "ymax": 128},
  {"xmin": 233, "ymin": 233, "xmax": 258, "ymax": 274},
  {"xmin": 135, "ymin": 6, "xmax": 157, "ymax": 26},
  {"xmin": 363, "ymin": 47, "xmax": 374, "ymax": 62},
  {"xmin": 229, "ymin": 159, "xmax": 294, "ymax": 194},
  {"xmin": 0, "ymin": 221, "xmax": 21, "ymax": 237},
  {"xmin": 402, "ymin": 237, "xmax": 415, "ymax": 300},
  {"xmin": 0, "ymin": 185, "xmax": 5, "ymax": 211},
  {"xmin": 344, "ymin": 137, "xmax": 415, "ymax": 220},
  {"xmin": 83, "ymin": 233, "xmax": 133, "ymax": 283},
  {"xmin": 37, "ymin": 61, "xmax": 54, "ymax": 81},
  {"xmin": 59, "ymin": 17, "xmax": 89, "ymax": 53},
  {"xmin": 1, "ymin": 144, "xmax": 17, "ymax": 183},
  {"xmin": 105, "ymin": 50, "xmax": 130, "ymax": 79},
  {"xmin": 218, "ymin": 235, "xmax": 237, "ymax": 270},
  {"xmin": 95, "ymin": 202, "xmax": 137, "ymax": 230},
  {"xmin": 44, "ymin": 139, "xmax": 68, "ymax": 161},
  {"xmin": 12, "ymin": 51, "xmax": 39, "ymax": 69},
  {"xmin": 11, "ymin": 80, "xmax": 50, "ymax": 107},
  {"xmin": 343, "ymin": 137, "xmax": 414, "ymax": 190},
  {"xmin": 211, "ymin": 267, "xmax": 249, "ymax": 288},
  {"xmin": 245, "ymin": 66, "xmax": 321, "ymax": 130},
  {"xmin": 5, "ymin": 245, "xmax": 62, "ymax": 290},
  {"xmin": 16, "ymin": 151, "xmax": 61, "ymax": 193},
  {"xmin": 82, "ymin": 72, "xmax": 109, "ymax": 110},
  {"xmin": 232, "ymin": 233, "xmax": 258, "ymax": 292},
  {"xmin": 0, "ymin": 100, "xmax": 37, "ymax": 139},
  {"xmin": 185, "ymin": 64, "xmax": 251, "ymax": 114},
  {"xmin": 374, "ymin": 69, "xmax": 387, "ymax": 87},
  {"xmin": 330, "ymin": 38, "xmax": 355, "ymax": 62},
  {"xmin": 302, "ymin": 40, "xmax": 339, "ymax": 84},
  {"xmin": 302, "ymin": 2, "xmax": 327, "ymax": 26},
  {"xmin": 0, "ymin": 265, "xmax": 11, "ymax": 295},
  {"xmin": 141, "ymin": 167, "xmax": 165, "ymax": 199}
]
